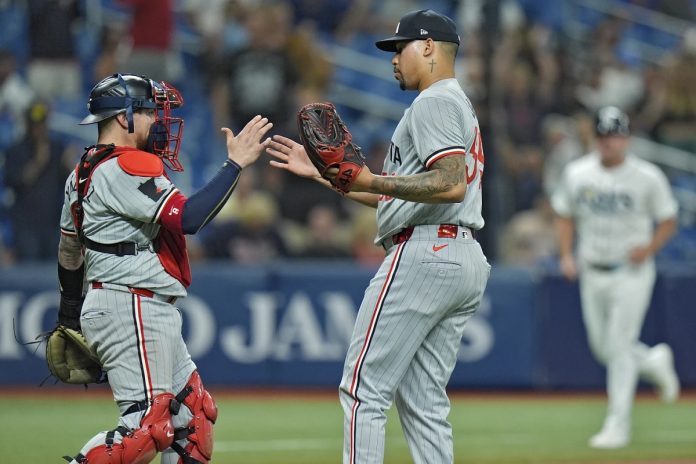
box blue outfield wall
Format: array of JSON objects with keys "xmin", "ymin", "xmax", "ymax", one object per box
[{"xmin": 0, "ymin": 262, "xmax": 693, "ymax": 389}]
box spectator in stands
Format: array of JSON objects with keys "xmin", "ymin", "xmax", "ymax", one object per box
[
  {"xmin": 117, "ymin": 0, "xmax": 182, "ymax": 83},
  {"xmin": 574, "ymin": 19, "xmax": 645, "ymax": 112},
  {"xmin": 91, "ymin": 25, "xmax": 124, "ymax": 85},
  {"xmin": 202, "ymin": 166, "xmax": 288, "ymax": 262},
  {"xmin": 211, "ymin": 0, "xmax": 299, "ymax": 134},
  {"xmin": 0, "ymin": 49, "xmax": 35, "ymax": 145},
  {"xmin": 4, "ymin": 100, "xmax": 71, "ymax": 261},
  {"xmin": 289, "ymin": 0, "xmax": 354, "ymax": 36},
  {"xmin": 26, "ymin": 0, "xmax": 82, "ymax": 100},
  {"xmin": 542, "ymin": 112, "xmax": 593, "ymax": 197},
  {"xmin": 285, "ymin": 21, "xmax": 334, "ymax": 105},
  {"xmin": 498, "ymin": 195, "xmax": 558, "ymax": 266},
  {"xmin": 638, "ymin": 28, "xmax": 696, "ymax": 152},
  {"xmin": 293, "ymin": 205, "xmax": 351, "ymax": 260},
  {"xmin": 182, "ymin": 0, "xmax": 249, "ymax": 87},
  {"xmin": 349, "ymin": 207, "xmax": 384, "ymax": 266},
  {"xmin": 226, "ymin": 194, "xmax": 288, "ymax": 263}
]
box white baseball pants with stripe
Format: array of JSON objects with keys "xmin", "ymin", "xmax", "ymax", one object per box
[
  {"xmin": 78, "ymin": 287, "xmax": 197, "ymax": 463},
  {"xmin": 339, "ymin": 226, "xmax": 490, "ymax": 464}
]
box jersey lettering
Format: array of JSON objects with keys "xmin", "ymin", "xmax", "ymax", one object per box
[
  {"xmin": 577, "ymin": 187, "xmax": 634, "ymax": 214},
  {"xmin": 466, "ymin": 127, "xmax": 485, "ymax": 187},
  {"xmin": 388, "ymin": 142, "xmax": 402, "ymax": 165}
]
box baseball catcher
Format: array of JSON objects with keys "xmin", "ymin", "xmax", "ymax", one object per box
[{"xmin": 297, "ymin": 102, "xmax": 366, "ymax": 193}]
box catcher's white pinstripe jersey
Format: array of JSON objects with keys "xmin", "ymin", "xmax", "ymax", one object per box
[
  {"xmin": 376, "ymin": 78, "xmax": 484, "ymax": 244},
  {"xmin": 60, "ymin": 151, "xmax": 186, "ymax": 297}
]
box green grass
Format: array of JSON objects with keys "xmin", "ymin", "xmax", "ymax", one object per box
[{"xmin": 1, "ymin": 391, "xmax": 694, "ymax": 463}]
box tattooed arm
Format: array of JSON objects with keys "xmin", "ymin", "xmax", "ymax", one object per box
[
  {"xmin": 352, "ymin": 155, "xmax": 467, "ymax": 203},
  {"xmin": 58, "ymin": 234, "xmax": 83, "ymax": 270}
]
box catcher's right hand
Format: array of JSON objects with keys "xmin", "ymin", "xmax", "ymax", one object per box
[
  {"xmin": 46, "ymin": 325, "xmax": 105, "ymax": 385},
  {"xmin": 297, "ymin": 102, "xmax": 366, "ymax": 193}
]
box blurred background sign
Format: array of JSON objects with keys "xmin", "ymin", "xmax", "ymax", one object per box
[{"xmin": 1, "ymin": 262, "xmax": 693, "ymax": 389}]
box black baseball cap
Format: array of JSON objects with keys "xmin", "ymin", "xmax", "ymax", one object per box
[{"xmin": 376, "ymin": 9, "xmax": 460, "ymax": 52}]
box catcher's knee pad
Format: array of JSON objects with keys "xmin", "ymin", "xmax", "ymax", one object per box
[
  {"xmin": 75, "ymin": 393, "xmax": 176, "ymax": 464},
  {"xmin": 171, "ymin": 370, "xmax": 218, "ymax": 464}
]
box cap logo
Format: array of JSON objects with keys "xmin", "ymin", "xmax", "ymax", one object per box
[
  {"xmin": 420, "ymin": 28, "xmax": 428, "ymax": 35},
  {"xmin": 395, "ymin": 22, "xmax": 400, "ymax": 33}
]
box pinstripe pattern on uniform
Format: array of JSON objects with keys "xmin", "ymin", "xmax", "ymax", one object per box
[
  {"xmin": 341, "ymin": 227, "xmax": 489, "ymax": 463},
  {"xmin": 348, "ymin": 241, "xmax": 405, "ymax": 464},
  {"xmin": 59, "ymin": 157, "xmax": 187, "ymax": 296},
  {"xmin": 375, "ymin": 79, "xmax": 484, "ymax": 244},
  {"xmin": 81, "ymin": 287, "xmax": 196, "ymax": 413}
]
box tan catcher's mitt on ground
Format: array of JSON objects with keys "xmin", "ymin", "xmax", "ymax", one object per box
[
  {"xmin": 297, "ymin": 102, "xmax": 366, "ymax": 193},
  {"xmin": 46, "ymin": 325, "xmax": 104, "ymax": 384}
]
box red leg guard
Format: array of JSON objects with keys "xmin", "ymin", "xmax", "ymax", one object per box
[
  {"xmin": 82, "ymin": 393, "xmax": 176, "ymax": 464},
  {"xmin": 176, "ymin": 371, "xmax": 217, "ymax": 464}
]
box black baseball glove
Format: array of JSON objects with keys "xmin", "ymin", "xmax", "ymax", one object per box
[{"xmin": 297, "ymin": 102, "xmax": 366, "ymax": 193}]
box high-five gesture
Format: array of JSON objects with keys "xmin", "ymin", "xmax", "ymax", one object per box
[
  {"xmin": 222, "ymin": 115, "xmax": 273, "ymax": 168},
  {"xmin": 266, "ymin": 134, "xmax": 322, "ymax": 179}
]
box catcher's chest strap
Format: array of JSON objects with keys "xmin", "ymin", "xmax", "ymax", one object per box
[{"xmin": 84, "ymin": 237, "xmax": 137, "ymax": 256}]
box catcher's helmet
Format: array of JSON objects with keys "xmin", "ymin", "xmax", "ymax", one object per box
[
  {"xmin": 595, "ymin": 106, "xmax": 629, "ymax": 137},
  {"xmin": 80, "ymin": 73, "xmax": 186, "ymax": 171}
]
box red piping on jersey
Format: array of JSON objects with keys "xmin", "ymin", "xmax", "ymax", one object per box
[
  {"xmin": 425, "ymin": 148, "xmax": 466, "ymax": 169},
  {"xmin": 348, "ymin": 242, "xmax": 405, "ymax": 464},
  {"xmin": 134, "ymin": 294, "xmax": 154, "ymax": 402}
]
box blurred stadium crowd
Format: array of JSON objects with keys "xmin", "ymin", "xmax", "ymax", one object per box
[{"xmin": 1, "ymin": 0, "xmax": 696, "ymax": 266}]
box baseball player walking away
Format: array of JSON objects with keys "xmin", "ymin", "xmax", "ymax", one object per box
[
  {"xmin": 57, "ymin": 73, "xmax": 272, "ymax": 463},
  {"xmin": 552, "ymin": 106, "xmax": 680, "ymax": 449},
  {"xmin": 267, "ymin": 10, "xmax": 490, "ymax": 464}
]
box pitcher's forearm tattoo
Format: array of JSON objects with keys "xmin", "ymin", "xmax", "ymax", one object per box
[{"xmin": 371, "ymin": 156, "xmax": 466, "ymax": 202}]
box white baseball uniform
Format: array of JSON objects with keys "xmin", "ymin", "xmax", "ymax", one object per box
[
  {"xmin": 552, "ymin": 150, "xmax": 678, "ymax": 435},
  {"xmin": 339, "ymin": 78, "xmax": 491, "ymax": 464},
  {"xmin": 60, "ymin": 147, "xmax": 198, "ymax": 463}
]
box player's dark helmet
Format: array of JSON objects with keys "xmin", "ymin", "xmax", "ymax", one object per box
[
  {"xmin": 594, "ymin": 106, "xmax": 630, "ymax": 137},
  {"xmin": 80, "ymin": 73, "xmax": 186, "ymax": 171}
]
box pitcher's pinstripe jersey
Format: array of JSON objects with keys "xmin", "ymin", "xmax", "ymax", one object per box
[
  {"xmin": 376, "ymin": 78, "xmax": 484, "ymax": 244},
  {"xmin": 59, "ymin": 150, "xmax": 186, "ymax": 297},
  {"xmin": 552, "ymin": 152, "xmax": 678, "ymax": 264}
]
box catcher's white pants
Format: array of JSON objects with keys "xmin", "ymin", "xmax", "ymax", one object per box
[
  {"xmin": 579, "ymin": 260, "xmax": 657, "ymax": 432},
  {"xmin": 78, "ymin": 287, "xmax": 197, "ymax": 463}
]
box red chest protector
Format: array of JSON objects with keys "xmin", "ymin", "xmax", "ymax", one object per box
[{"xmin": 72, "ymin": 145, "xmax": 191, "ymax": 288}]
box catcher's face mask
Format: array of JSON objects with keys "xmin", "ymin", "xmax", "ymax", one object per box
[
  {"xmin": 147, "ymin": 80, "xmax": 185, "ymax": 172},
  {"xmin": 80, "ymin": 73, "xmax": 186, "ymax": 172}
]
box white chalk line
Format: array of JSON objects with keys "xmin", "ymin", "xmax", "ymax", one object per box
[{"xmin": 214, "ymin": 431, "xmax": 694, "ymax": 453}]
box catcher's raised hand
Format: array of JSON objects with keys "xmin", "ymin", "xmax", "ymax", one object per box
[
  {"xmin": 221, "ymin": 115, "xmax": 273, "ymax": 169},
  {"xmin": 267, "ymin": 134, "xmax": 322, "ymax": 179}
]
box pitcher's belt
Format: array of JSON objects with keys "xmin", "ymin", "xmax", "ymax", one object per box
[
  {"xmin": 90, "ymin": 281, "xmax": 177, "ymax": 304},
  {"xmin": 391, "ymin": 224, "xmax": 475, "ymax": 246}
]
